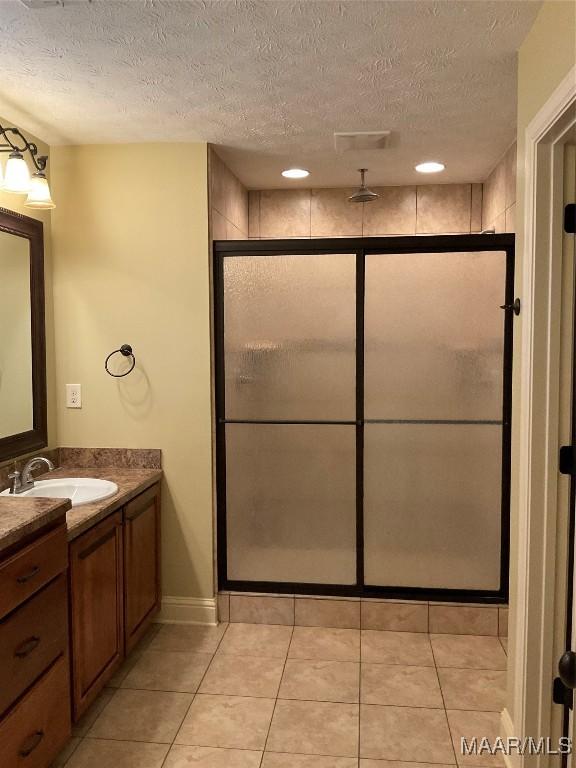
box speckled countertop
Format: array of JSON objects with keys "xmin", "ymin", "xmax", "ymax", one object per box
[
  {"xmin": 45, "ymin": 467, "xmax": 162, "ymax": 541},
  {"xmin": 0, "ymin": 467, "xmax": 162, "ymax": 551},
  {"xmin": 0, "ymin": 496, "xmax": 71, "ymax": 555}
]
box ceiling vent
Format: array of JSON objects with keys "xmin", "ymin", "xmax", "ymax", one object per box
[{"xmin": 334, "ymin": 131, "xmax": 391, "ymax": 153}]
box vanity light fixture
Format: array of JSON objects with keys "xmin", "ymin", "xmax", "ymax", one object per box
[
  {"xmin": 0, "ymin": 123, "xmax": 56, "ymax": 208},
  {"xmin": 281, "ymin": 168, "xmax": 310, "ymax": 179},
  {"xmin": 4, "ymin": 151, "xmax": 31, "ymax": 193},
  {"xmin": 415, "ymin": 161, "xmax": 445, "ymax": 174},
  {"xmin": 25, "ymin": 172, "xmax": 55, "ymax": 209}
]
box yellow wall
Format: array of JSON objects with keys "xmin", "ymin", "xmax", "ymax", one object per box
[
  {"xmin": 0, "ymin": 118, "xmax": 56, "ymax": 466},
  {"xmin": 508, "ymin": 0, "xmax": 576, "ymax": 729},
  {"xmin": 50, "ymin": 143, "xmax": 214, "ymax": 599}
]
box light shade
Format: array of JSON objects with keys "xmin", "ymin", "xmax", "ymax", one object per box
[
  {"xmin": 3, "ymin": 152, "xmax": 31, "ymax": 193},
  {"xmin": 25, "ymin": 172, "xmax": 56, "ymax": 209},
  {"xmin": 281, "ymin": 168, "xmax": 310, "ymax": 179},
  {"xmin": 415, "ymin": 161, "xmax": 445, "ymax": 174}
]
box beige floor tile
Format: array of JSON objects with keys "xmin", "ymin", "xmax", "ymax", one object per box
[
  {"xmin": 361, "ymin": 630, "xmax": 434, "ymax": 666},
  {"xmin": 107, "ymin": 624, "xmax": 162, "ymax": 689},
  {"xmin": 279, "ymin": 659, "xmax": 360, "ymax": 703},
  {"xmin": 66, "ymin": 739, "xmax": 169, "ymax": 767},
  {"xmin": 263, "ymin": 754, "xmax": 358, "ymax": 767},
  {"xmin": 121, "ymin": 650, "xmax": 212, "ymax": 693},
  {"xmin": 438, "ymin": 669, "xmax": 506, "ymax": 711},
  {"xmin": 175, "ymin": 694, "xmax": 275, "ymax": 750},
  {"xmin": 360, "ymin": 704, "xmax": 454, "ymax": 762},
  {"xmin": 218, "ymin": 623, "xmax": 293, "ymax": 658},
  {"xmin": 361, "ymin": 663, "xmax": 443, "ymax": 708},
  {"xmin": 267, "ymin": 699, "xmax": 359, "ymax": 757},
  {"xmin": 199, "ymin": 653, "xmax": 284, "ymax": 698},
  {"xmin": 88, "ymin": 689, "xmax": 193, "ymax": 743},
  {"xmin": 149, "ymin": 624, "xmax": 227, "ymax": 654},
  {"xmin": 447, "ymin": 710, "xmax": 504, "ymax": 766},
  {"xmin": 164, "ymin": 745, "xmax": 262, "ymax": 767},
  {"xmin": 107, "ymin": 654, "xmax": 142, "ymax": 688},
  {"xmin": 73, "ymin": 687, "xmax": 116, "ymax": 737},
  {"xmin": 50, "ymin": 737, "xmax": 82, "ymax": 766},
  {"xmin": 430, "ymin": 635, "xmax": 507, "ymax": 670},
  {"xmin": 289, "ymin": 626, "xmax": 360, "ymax": 661}
]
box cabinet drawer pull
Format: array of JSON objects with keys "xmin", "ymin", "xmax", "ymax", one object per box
[
  {"xmin": 78, "ymin": 528, "xmax": 116, "ymax": 560},
  {"xmin": 16, "ymin": 565, "xmax": 40, "ymax": 584},
  {"xmin": 19, "ymin": 730, "xmax": 44, "ymax": 757},
  {"xmin": 14, "ymin": 635, "xmax": 41, "ymax": 658}
]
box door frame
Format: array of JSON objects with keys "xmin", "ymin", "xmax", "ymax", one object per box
[
  {"xmin": 213, "ymin": 233, "xmax": 514, "ymax": 604},
  {"xmin": 505, "ymin": 66, "xmax": 576, "ymax": 767}
]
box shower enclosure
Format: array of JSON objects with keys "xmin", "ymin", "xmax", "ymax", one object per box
[{"xmin": 214, "ymin": 234, "xmax": 514, "ymax": 602}]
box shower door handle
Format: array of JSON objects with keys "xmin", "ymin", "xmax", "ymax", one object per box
[{"xmin": 500, "ymin": 298, "xmax": 521, "ymax": 316}]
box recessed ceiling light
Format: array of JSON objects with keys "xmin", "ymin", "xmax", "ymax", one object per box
[
  {"xmin": 281, "ymin": 168, "xmax": 310, "ymax": 179},
  {"xmin": 415, "ymin": 161, "xmax": 445, "ymax": 174}
]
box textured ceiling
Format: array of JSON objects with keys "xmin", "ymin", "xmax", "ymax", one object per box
[{"xmin": 0, "ymin": 0, "xmax": 541, "ymax": 188}]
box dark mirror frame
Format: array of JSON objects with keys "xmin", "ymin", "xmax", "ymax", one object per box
[{"xmin": 0, "ymin": 207, "xmax": 47, "ymax": 462}]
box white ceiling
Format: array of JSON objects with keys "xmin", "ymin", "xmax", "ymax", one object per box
[{"xmin": 0, "ymin": 0, "xmax": 541, "ymax": 188}]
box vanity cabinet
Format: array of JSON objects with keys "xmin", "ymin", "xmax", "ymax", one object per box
[
  {"xmin": 0, "ymin": 522, "xmax": 71, "ymax": 767},
  {"xmin": 69, "ymin": 483, "xmax": 161, "ymax": 720},
  {"xmin": 124, "ymin": 485, "xmax": 161, "ymax": 653},
  {"xmin": 69, "ymin": 510, "xmax": 124, "ymax": 720}
]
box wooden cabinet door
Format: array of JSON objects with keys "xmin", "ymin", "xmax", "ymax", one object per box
[
  {"xmin": 123, "ymin": 484, "xmax": 161, "ymax": 653},
  {"xmin": 69, "ymin": 511, "xmax": 123, "ymax": 720}
]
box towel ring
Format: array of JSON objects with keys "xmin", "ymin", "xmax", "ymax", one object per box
[{"xmin": 105, "ymin": 344, "xmax": 136, "ymax": 377}]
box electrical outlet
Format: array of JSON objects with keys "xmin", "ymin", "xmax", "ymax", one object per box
[{"xmin": 66, "ymin": 383, "xmax": 82, "ymax": 408}]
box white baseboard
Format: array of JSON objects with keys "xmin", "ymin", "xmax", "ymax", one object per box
[
  {"xmin": 157, "ymin": 596, "xmax": 217, "ymax": 626},
  {"xmin": 501, "ymin": 708, "xmax": 519, "ymax": 768}
]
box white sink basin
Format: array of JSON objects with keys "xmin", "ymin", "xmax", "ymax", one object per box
[{"xmin": 1, "ymin": 478, "xmax": 118, "ymax": 507}]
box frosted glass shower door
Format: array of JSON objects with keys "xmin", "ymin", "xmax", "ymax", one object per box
[
  {"xmin": 222, "ymin": 253, "xmax": 357, "ymax": 585},
  {"xmin": 364, "ymin": 251, "xmax": 507, "ymax": 591}
]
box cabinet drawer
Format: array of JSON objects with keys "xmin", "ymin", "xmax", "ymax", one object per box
[
  {"xmin": 0, "ymin": 655, "xmax": 71, "ymax": 768},
  {"xmin": 0, "ymin": 575, "xmax": 67, "ymax": 716},
  {"xmin": 0, "ymin": 525, "xmax": 67, "ymax": 620}
]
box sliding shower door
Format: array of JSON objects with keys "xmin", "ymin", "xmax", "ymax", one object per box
[
  {"xmin": 221, "ymin": 254, "xmax": 358, "ymax": 586},
  {"xmin": 364, "ymin": 251, "xmax": 506, "ymax": 591},
  {"xmin": 215, "ymin": 236, "xmax": 514, "ymax": 600}
]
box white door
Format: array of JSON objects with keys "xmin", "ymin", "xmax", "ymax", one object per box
[{"xmin": 554, "ymin": 141, "xmax": 576, "ymax": 767}]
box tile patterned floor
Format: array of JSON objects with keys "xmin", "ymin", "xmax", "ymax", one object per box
[{"xmin": 52, "ymin": 623, "xmax": 508, "ymax": 768}]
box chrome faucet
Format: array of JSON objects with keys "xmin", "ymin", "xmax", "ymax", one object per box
[{"xmin": 8, "ymin": 456, "xmax": 54, "ymax": 495}]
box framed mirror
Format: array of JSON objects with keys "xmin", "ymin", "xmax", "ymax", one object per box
[{"xmin": 0, "ymin": 207, "xmax": 47, "ymax": 461}]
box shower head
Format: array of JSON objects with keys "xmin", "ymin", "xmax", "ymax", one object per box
[{"xmin": 348, "ymin": 168, "xmax": 379, "ymax": 203}]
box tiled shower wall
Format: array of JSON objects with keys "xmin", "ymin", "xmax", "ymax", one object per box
[
  {"xmin": 247, "ymin": 184, "xmax": 484, "ymax": 238},
  {"xmin": 209, "ymin": 144, "xmax": 517, "ymax": 240},
  {"xmin": 218, "ymin": 593, "xmax": 509, "ymax": 637},
  {"xmin": 482, "ymin": 143, "xmax": 517, "ymax": 233},
  {"xmin": 208, "ymin": 147, "xmax": 249, "ymax": 240}
]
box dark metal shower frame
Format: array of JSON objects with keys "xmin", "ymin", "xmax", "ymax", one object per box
[{"xmin": 214, "ymin": 233, "xmax": 515, "ymax": 604}]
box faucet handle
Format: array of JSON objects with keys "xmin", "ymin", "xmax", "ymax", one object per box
[{"xmin": 7, "ymin": 470, "xmax": 21, "ymax": 494}]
